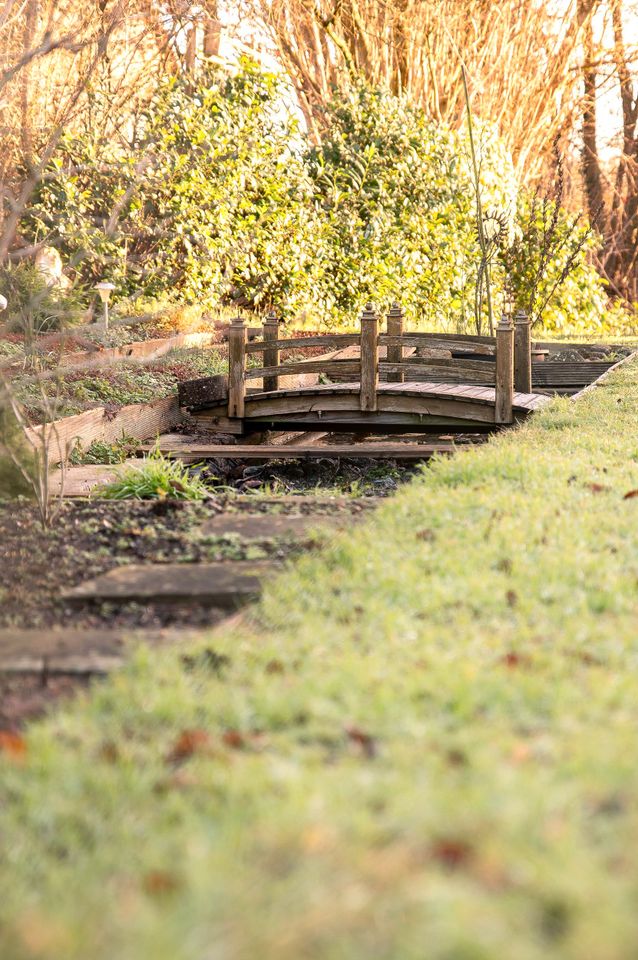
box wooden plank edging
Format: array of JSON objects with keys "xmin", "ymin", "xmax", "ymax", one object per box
[
  {"xmin": 571, "ymin": 350, "xmax": 638, "ymax": 400},
  {"xmin": 25, "ymin": 395, "xmax": 181, "ymax": 462}
]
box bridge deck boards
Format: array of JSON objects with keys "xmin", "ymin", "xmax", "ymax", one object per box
[{"xmin": 244, "ymin": 381, "xmax": 548, "ymax": 413}]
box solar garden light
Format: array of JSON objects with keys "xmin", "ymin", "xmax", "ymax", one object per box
[{"xmin": 94, "ymin": 281, "xmax": 116, "ymax": 330}]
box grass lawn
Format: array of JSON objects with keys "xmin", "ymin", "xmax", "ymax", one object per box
[{"xmin": 2, "ymin": 359, "xmax": 638, "ymax": 959}]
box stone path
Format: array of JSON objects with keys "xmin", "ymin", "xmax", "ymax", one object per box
[{"xmin": 63, "ymin": 561, "xmax": 270, "ymax": 607}]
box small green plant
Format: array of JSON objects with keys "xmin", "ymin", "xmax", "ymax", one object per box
[
  {"xmin": 96, "ymin": 447, "xmax": 209, "ymax": 500},
  {"xmin": 70, "ymin": 436, "xmax": 138, "ymax": 465}
]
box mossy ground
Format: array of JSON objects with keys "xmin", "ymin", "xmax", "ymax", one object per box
[{"xmin": 1, "ymin": 361, "xmax": 638, "ymax": 959}]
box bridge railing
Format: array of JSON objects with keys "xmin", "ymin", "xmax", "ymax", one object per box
[{"xmin": 226, "ymin": 305, "xmax": 532, "ymax": 424}]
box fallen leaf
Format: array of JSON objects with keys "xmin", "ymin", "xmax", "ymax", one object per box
[
  {"xmin": 166, "ymin": 729, "xmax": 211, "ymax": 764},
  {"xmin": 430, "ymin": 837, "xmax": 473, "ymax": 870},
  {"xmin": 222, "ymin": 729, "xmax": 245, "ymax": 750},
  {"xmin": 265, "ymin": 658, "xmax": 285, "ymax": 674},
  {"xmin": 143, "ymin": 870, "xmax": 179, "ymax": 896},
  {"xmin": 345, "ymin": 724, "xmax": 377, "ymax": 759},
  {"xmin": 0, "ymin": 730, "xmax": 27, "ymax": 761},
  {"xmin": 510, "ymin": 742, "xmax": 531, "ymax": 764},
  {"xmin": 416, "ymin": 528, "xmax": 435, "ymax": 542},
  {"xmin": 99, "ymin": 741, "xmax": 119, "ymax": 763},
  {"xmin": 586, "ymin": 483, "xmax": 608, "ymax": 493},
  {"xmin": 500, "ymin": 651, "xmax": 533, "ymax": 669},
  {"xmin": 623, "ymin": 489, "xmax": 638, "ymax": 500},
  {"xmin": 446, "ymin": 748, "xmax": 467, "ymax": 767},
  {"xmin": 506, "ymin": 589, "xmax": 518, "ymax": 608}
]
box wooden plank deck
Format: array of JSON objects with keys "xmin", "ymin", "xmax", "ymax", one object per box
[{"xmin": 242, "ymin": 381, "xmax": 549, "ymax": 413}]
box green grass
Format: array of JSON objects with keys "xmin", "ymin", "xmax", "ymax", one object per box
[
  {"xmin": 97, "ymin": 447, "xmax": 210, "ymax": 500},
  {"xmin": 2, "ymin": 361, "xmax": 638, "ymax": 959}
]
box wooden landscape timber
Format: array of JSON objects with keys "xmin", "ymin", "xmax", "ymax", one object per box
[
  {"xmin": 25, "ymin": 396, "xmax": 181, "ymax": 464},
  {"xmin": 136, "ymin": 441, "xmax": 458, "ymax": 462},
  {"xmin": 572, "ymin": 349, "xmax": 638, "ymax": 399},
  {"xmin": 2, "ymin": 331, "xmax": 220, "ymax": 379}
]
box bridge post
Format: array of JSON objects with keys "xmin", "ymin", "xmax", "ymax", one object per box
[
  {"xmin": 360, "ymin": 303, "xmax": 379, "ymax": 412},
  {"xmin": 495, "ymin": 313, "xmax": 514, "ymax": 424},
  {"xmin": 262, "ymin": 310, "xmax": 281, "ymax": 393},
  {"xmin": 514, "ymin": 309, "xmax": 532, "ymax": 394},
  {"xmin": 386, "ymin": 302, "xmax": 404, "ymax": 383},
  {"xmin": 228, "ymin": 317, "xmax": 247, "ymax": 418}
]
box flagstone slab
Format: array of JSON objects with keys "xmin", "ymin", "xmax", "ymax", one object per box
[
  {"xmin": 0, "ymin": 627, "xmax": 189, "ymax": 673},
  {"xmin": 62, "ymin": 562, "xmax": 270, "ymax": 607},
  {"xmin": 199, "ymin": 513, "xmax": 326, "ymax": 540}
]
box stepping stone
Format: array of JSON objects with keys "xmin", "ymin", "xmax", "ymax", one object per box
[
  {"xmin": 0, "ymin": 627, "xmax": 185, "ymax": 674},
  {"xmin": 199, "ymin": 513, "xmax": 325, "ymax": 541},
  {"xmin": 63, "ymin": 562, "xmax": 270, "ymax": 608},
  {"xmin": 230, "ymin": 495, "xmax": 379, "ymax": 511}
]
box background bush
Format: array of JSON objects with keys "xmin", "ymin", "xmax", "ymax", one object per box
[
  {"xmin": 0, "ymin": 262, "xmax": 85, "ymax": 334},
  {"xmin": 21, "ymin": 60, "xmax": 627, "ymax": 335}
]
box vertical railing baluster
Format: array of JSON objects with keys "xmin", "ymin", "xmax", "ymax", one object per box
[
  {"xmin": 360, "ymin": 303, "xmax": 379, "ymax": 412},
  {"xmin": 262, "ymin": 310, "xmax": 280, "ymax": 393},
  {"xmin": 386, "ymin": 302, "xmax": 404, "ymax": 383},
  {"xmin": 514, "ymin": 309, "xmax": 532, "ymax": 394},
  {"xmin": 495, "ymin": 313, "xmax": 514, "ymax": 424},
  {"xmin": 228, "ymin": 317, "xmax": 247, "ymax": 418}
]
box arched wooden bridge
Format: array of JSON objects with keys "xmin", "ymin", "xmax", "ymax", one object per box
[{"xmin": 180, "ymin": 305, "xmax": 551, "ymax": 434}]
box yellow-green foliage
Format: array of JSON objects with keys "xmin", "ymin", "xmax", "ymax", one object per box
[
  {"xmin": 0, "ymin": 391, "xmax": 34, "ymax": 499},
  {"xmin": 2, "ymin": 360, "xmax": 638, "ymax": 958}
]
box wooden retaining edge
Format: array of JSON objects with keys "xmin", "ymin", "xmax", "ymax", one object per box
[
  {"xmin": 4, "ymin": 331, "xmax": 220, "ymax": 380},
  {"xmin": 571, "ymin": 350, "xmax": 638, "ymax": 400},
  {"xmin": 25, "ymin": 395, "xmax": 181, "ymax": 462}
]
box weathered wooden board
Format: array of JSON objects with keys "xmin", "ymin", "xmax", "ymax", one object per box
[
  {"xmin": 25, "ymin": 396, "xmax": 181, "ymax": 463},
  {"xmin": 531, "ymin": 362, "xmax": 616, "ymax": 386},
  {"xmin": 49, "ymin": 461, "xmax": 140, "ymax": 496},
  {"xmin": 63, "ymin": 562, "xmax": 271, "ymax": 606},
  {"xmin": 571, "ymin": 350, "xmax": 638, "ymax": 399},
  {"xmin": 57, "ymin": 331, "xmax": 219, "ymax": 372},
  {"xmin": 137, "ymin": 441, "xmax": 456, "ymax": 461},
  {"xmin": 6, "ymin": 331, "xmax": 221, "ymax": 380},
  {"xmin": 379, "ymin": 361, "xmax": 495, "ymax": 384},
  {"xmin": 178, "ymin": 374, "xmax": 229, "ymax": 408},
  {"xmin": 245, "ymin": 334, "xmax": 360, "ymax": 353},
  {"xmin": 246, "ymin": 360, "xmax": 361, "ymax": 381},
  {"xmin": 380, "ymin": 335, "xmax": 495, "ymax": 355}
]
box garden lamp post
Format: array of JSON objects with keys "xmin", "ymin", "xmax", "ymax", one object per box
[{"xmin": 95, "ymin": 282, "xmax": 115, "ymax": 330}]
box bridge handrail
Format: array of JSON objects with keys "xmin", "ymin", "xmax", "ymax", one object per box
[
  {"xmin": 226, "ymin": 305, "xmax": 531, "ymax": 425},
  {"xmin": 245, "ymin": 333, "xmax": 359, "ymax": 353}
]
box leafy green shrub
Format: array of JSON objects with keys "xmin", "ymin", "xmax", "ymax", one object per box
[
  {"xmin": 499, "ymin": 189, "xmax": 617, "ymax": 336},
  {"xmin": 22, "ymin": 61, "xmax": 624, "ymax": 335},
  {"xmin": 0, "ymin": 262, "xmax": 85, "ymax": 334},
  {"xmin": 97, "ymin": 447, "xmax": 209, "ymax": 500},
  {"xmin": 27, "ymin": 59, "xmax": 314, "ymax": 313},
  {"xmin": 305, "ymin": 84, "xmax": 518, "ymax": 328}
]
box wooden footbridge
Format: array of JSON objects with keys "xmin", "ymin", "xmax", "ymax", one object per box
[{"xmin": 180, "ymin": 305, "xmax": 550, "ymax": 434}]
